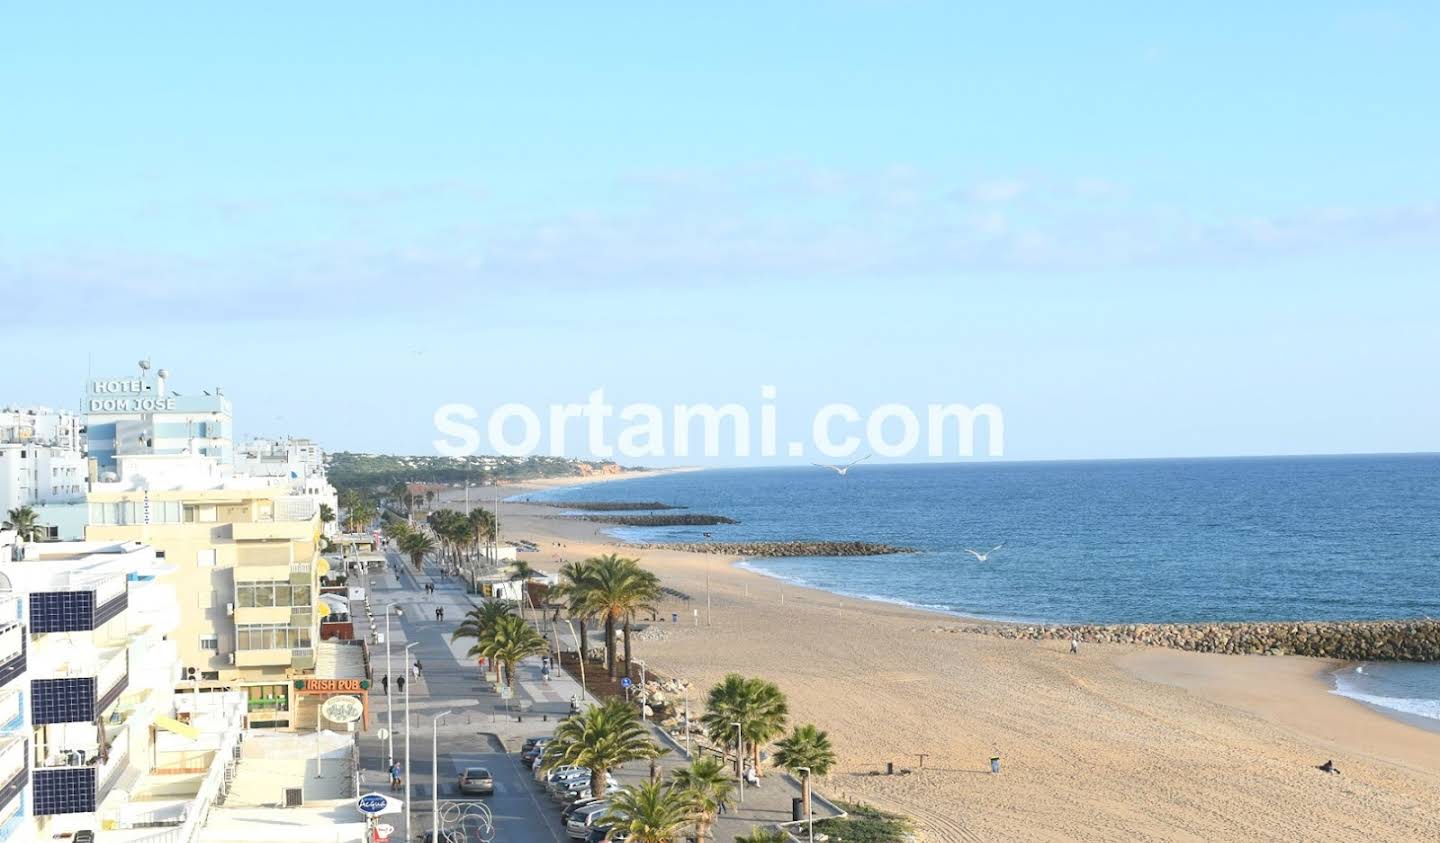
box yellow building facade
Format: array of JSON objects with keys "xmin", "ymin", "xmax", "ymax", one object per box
[{"xmin": 85, "ymin": 487, "xmax": 325, "ymax": 728}]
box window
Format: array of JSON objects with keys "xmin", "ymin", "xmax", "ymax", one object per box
[
  {"xmin": 197, "ymin": 549, "xmax": 217, "ymax": 567},
  {"xmin": 199, "ymin": 635, "xmax": 219, "ymax": 651},
  {"xmin": 201, "ymin": 671, "xmax": 220, "ymax": 681},
  {"xmin": 236, "ymin": 623, "xmax": 312, "ymax": 651}
]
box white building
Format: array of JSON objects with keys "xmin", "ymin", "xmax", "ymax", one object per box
[
  {"xmin": 85, "ymin": 362, "xmax": 233, "ymax": 475},
  {"xmin": 234, "ymin": 438, "xmax": 339, "ymax": 537},
  {"xmin": 0, "ymin": 529, "xmax": 211, "ymax": 842},
  {"xmin": 0, "ymin": 408, "xmax": 88, "ymax": 543}
]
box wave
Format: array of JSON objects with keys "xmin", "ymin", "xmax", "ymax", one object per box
[
  {"xmin": 1331, "ymin": 669, "xmax": 1440, "ymax": 722},
  {"xmin": 732, "ymin": 561, "xmax": 1045, "ymax": 624}
]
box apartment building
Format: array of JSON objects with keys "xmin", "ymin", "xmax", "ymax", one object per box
[
  {"xmin": 84, "ymin": 455, "xmax": 325, "ymax": 730},
  {"xmin": 0, "ymin": 408, "xmax": 88, "ymax": 543},
  {"xmin": 0, "ymin": 530, "xmax": 187, "ymax": 841},
  {"xmin": 235, "ymin": 437, "xmax": 340, "ymax": 538}
]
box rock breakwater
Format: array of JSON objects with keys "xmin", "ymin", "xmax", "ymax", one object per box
[
  {"xmin": 632, "ymin": 540, "xmax": 915, "ymax": 557},
  {"xmin": 941, "ymin": 619, "xmax": 1440, "ymax": 661}
]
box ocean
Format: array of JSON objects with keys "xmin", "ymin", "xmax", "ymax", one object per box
[{"xmin": 520, "ymin": 455, "xmax": 1440, "ymax": 729}]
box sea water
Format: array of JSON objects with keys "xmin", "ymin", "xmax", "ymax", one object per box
[{"xmin": 522, "ymin": 455, "xmax": 1440, "ymax": 727}]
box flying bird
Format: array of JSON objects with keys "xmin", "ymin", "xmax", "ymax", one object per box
[
  {"xmin": 965, "ymin": 544, "xmax": 1004, "ymax": 562},
  {"xmin": 813, "ymin": 454, "xmax": 872, "ymax": 476}
]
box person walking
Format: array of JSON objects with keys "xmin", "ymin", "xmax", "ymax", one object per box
[
  {"xmin": 381, "ymin": 674, "xmax": 389, "ymax": 694},
  {"xmin": 1070, "ymin": 638, "xmax": 1079, "ymax": 655},
  {"xmin": 414, "ymin": 659, "xmax": 423, "ymax": 678},
  {"xmin": 990, "ymin": 753, "xmax": 1001, "ymax": 774},
  {"xmin": 438, "ymin": 607, "xmax": 445, "ymax": 622},
  {"xmin": 390, "ymin": 761, "xmax": 403, "ymax": 791},
  {"xmin": 411, "ymin": 663, "xmax": 419, "ymax": 680},
  {"xmin": 397, "ymin": 675, "xmax": 406, "ymax": 693}
]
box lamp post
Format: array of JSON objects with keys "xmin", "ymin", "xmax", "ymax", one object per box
[
  {"xmin": 798, "ymin": 766, "xmax": 813, "ymax": 843},
  {"xmin": 404, "ymin": 641, "xmax": 417, "ymax": 842},
  {"xmin": 733, "ymin": 722, "xmax": 744, "ymax": 804},
  {"xmin": 385, "ymin": 602, "xmax": 399, "ymax": 767},
  {"xmin": 432, "ymin": 710, "xmax": 452, "ymax": 842}
]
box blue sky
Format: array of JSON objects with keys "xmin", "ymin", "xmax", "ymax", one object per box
[{"xmin": 3, "ymin": 3, "xmax": 1437, "ymax": 464}]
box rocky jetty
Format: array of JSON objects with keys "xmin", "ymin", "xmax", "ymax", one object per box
[
  {"xmin": 538, "ymin": 501, "xmax": 684, "ymax": 511},
  {"xmin": 633, "ymin": 540, "xmax": 915, "ymax": 557},
  {"xmin": 937, "ymin": 619, "xmax": 1440, "ymax": 662},
  {"xmin": 572, "ymin": 514, "xmax": 738, "ymax": 526}
]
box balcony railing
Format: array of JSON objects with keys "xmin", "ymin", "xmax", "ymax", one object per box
[
  {"xmin": 27, "ymin": 575, "xmax": 129, "ymax": 633},
  {"xmin": 0, "ymin": 627, "xmax": 22, "ymax": 691},
  {"xmin": 0, "ymin": 690, "xmax": 21, "ymax": 733}
]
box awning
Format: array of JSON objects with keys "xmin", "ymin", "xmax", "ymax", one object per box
[{"xmin": 153, "ymin": 715, "xmax": 200, "ymax": 740}]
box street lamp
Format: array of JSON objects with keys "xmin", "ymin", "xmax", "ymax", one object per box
[
  {"xmin": 384, "ymin": 602, "xmax": 400, "ymax": 767},
  {"xmin": 432, "ymin": 710, "xmax": 452, "ymax": 843},
  {"xmin": 733, "ymin": 722, "xmax": 744, "ymax": 804},
  {"xmin": 404, "ymin": 641, "xmax": 417, "ymax": 842},
  {"xmin": 798, "ymin": 766, "xmax": 813, "ymax": 843}
]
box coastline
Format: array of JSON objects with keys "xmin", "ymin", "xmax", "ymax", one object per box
[{"xmin": 456, "ymin": 475, "xmax": 1440, "ymax": 840}]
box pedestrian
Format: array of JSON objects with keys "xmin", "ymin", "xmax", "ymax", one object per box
[
  {"xmin": 435, "ymin": 607, "xmax": 441, "ymax": 622},
  {"xmin": 414, "ymin": 659, "xmax": 423, "ymax": 677},
  {"xmin": 745, "ymin": 765, "xmax": 760, "ymax": 788},
  {"xmin": 439, "ymin": 607, "xmax": 445, "ymax": 622},
  {"xmin": 390, "ymin": 761, "xmax": 402, "ymax": 791},
  {"xmin": 1070, "ymin": 638, "xmax": 1079, "ymax": 655},
  {"xmin": 411, "ymin": 663, "xmax": 419, "ymax": 680},
  {"xmin": 990, "ymin": 753, "xmax": 1001, "ymax": 774},
  {"xmin": 397, "ymin": 676, "xmax": 406, "ymax": 693},
  {"xmin": 381, "ymin": 674, "xmax": 389, "ymax": 693}
]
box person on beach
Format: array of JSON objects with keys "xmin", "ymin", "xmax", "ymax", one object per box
[
  {"xmin": 1318, "ymin": 759, "xmax": 1340, "ymax": 775},
  {"xmin": 990, "ymin": 754, "xmax": 1001, "ymax": 774},
  {"xmin": 1070, "ymin": 638, "xmax": 1079, "ymax": 654}
]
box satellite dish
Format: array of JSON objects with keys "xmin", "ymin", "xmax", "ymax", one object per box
[
  {"xmin": 139, "ymin": 359, "xmax": 151, "ymax": 371},
  {"xmin": 157, "ymin": 369, "xmax": 170, "ymax": 378}
]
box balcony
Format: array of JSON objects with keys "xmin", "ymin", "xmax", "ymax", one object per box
[
  {"xmin": 0, "ymin": 735, "xmax": 26, "ymax": 818},
  {"xmin": 0, "ymin": 626, "xmax": 22, "ymax": 691},
  {"xmin": 32, "ymin": 721, "xmax": 130, "ymax": 816},
  {"xmin": 0, "ymin": 690, "xmax": 21, "ymax": 733},
  {"xmin": 28, "ymin": 574, "xmax": 129, "ymax": 633},
  {"xmin": 31, "ymin": 646, "xmax": 129, "ymax": 725}
]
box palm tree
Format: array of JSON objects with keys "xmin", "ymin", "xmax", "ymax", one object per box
[
  {"xmin": 602, "ymin": 780, "xmax": 694, "ymax": 843},
  {"xmin": 735, "ymin": 827, "xmax": 788, "ymax": 843},
  {"xmin": 556, "ymin": 560, "xmax": 598, "ymax": 663},
  {"xmin": 389, "ymin": 482, "xmax": 409, "ymax": 515},
  {"xmin": 381, "ymin": 518, "xmax": 411, "ymax": 542},
  {"xmin": 451, "ymin": 600, "xmax": 516, "ymax": 679},
  {"xmin": 509, "ymin": 559, "xmax": 537, "ymax": 617},
  {"xmin": 397, "ymin": 531, "xmax": 435, "ymax": 571},
  {"xmin": 577, "ymin": 554, "xmax": 661, "ymax": 680},
  {"xmin": 701, "ymin": 674, "xmax": 789, "ymax": 776},
  {"xmin": 318, "ymin": 503, "xmax": 335, "ymax": 526},
  {"xmin": 466, "ymin": 613, "xmax": 546, "ymax": 688},
  {"xmin": 2, "ymin": 507, "xmax": 45, "ymax": 543},
  {"xmin": 543, "ymin": 699, "xmax": 659, "ymax": 798},
  {"xmin": 772, "ymin": 723, "xmax": 836, "ymax": 816},
  {"xmin": 671, "ymin": 755, "xmax": 735, "ymax": 842},
  {"xmin": 468, "ymin": 507, "xmax": 497, "ymax": 565}
]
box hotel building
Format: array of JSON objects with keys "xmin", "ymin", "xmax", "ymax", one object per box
[
  {"xmin": 84, "ymin": 364, "xmax": 233, "ymax": 475},
  {"xmin": 0, "ymin": 409, "xmax": 87, "ymax": 541}
]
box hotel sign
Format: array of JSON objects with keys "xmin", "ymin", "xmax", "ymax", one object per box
[
  {"xmin": 87, "ymin": 379, "xmax": 178, "ymax": 413},
  {"xmin": 295, "ymin": 679, "xmax": 369, "ymax": 693}
]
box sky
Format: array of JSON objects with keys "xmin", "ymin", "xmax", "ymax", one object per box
[{"xmin": 2, "ymin": 3, "xmax": 1438, "ymax": 465}]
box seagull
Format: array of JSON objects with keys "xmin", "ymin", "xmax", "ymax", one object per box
[
  {"xmin": 965, "ymin": 544, "xmax": 1004, "ymax": 562},
  {"xmin": 813, "ymin": 454, "xmax": 871, "ymax": 476}
]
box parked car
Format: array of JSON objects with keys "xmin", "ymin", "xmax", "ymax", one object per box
[
  {"xmin": 540, "ymin": 762, "xmax": 584, "ymax": 783},
  {"xmin": 566, "ymin": 802, "xmax": 613, "ymax": 839},
  {"xmin": 587, "ymin": 824, "xmax": 630, "ymax": 843},
  {"xmin": 562, "ymin": 797, "xmax": 608, "ymax": 822},
  {"xmin": 457, "ymin": 767, "xmax": 494, "ymax": 795},
  {"xmin": 522, "ymin": 738, "xmax": 553, "ymax": 765}
]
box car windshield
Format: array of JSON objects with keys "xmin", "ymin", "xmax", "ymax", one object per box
[{"xmin": 465, "ymin": 768, "xmax": 490, "ymax": 777}]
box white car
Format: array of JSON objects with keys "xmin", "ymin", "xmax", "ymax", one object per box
[{"xmin": 566, "ymin": 802, "xmax": 613, "ymax": 839}]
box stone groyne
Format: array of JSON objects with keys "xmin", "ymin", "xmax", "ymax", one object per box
[
  {"xmin": 633, "ymin": 540, "xmax": 915, "ymax": 557},
  {"xmin": 941, "ymin": 619, "xmax": 1440, "ymax": 662},
  {"xmin": 570, "ymin": 514, "xmax": 738, "ymax": 527}
]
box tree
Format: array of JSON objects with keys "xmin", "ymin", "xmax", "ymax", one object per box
[
  {"xmin": 542, "ymin": 698, "xmax": 659, "ymax": 798},
  {"xmin": 465, "ymin": 613, "xmax": 546, "ymax": 688},
  {"xmin": 381, "ymin": 518, "xmax": 411, "ymax": 542},
  {"xmin": 397, "ymin": 531, "xmax": 435, "ymax": 571},
  {"xmin": 509, "ymin": 559, "xmax": 537, "ymax": 616},
  {"xmin": 468, "ymin": 507, "xmax": 497, "ymax": 565},
  {"xmin": 671, "ymin": 755, "xmax": 735, "ymax": 842},
  {"xmin": 577, "ymin": 554, "xmax": 661, "ymax": 680},
  {"xmin": 389, "ymin": 482, "xmax": 409, "ymax": 515},
  {"xmin": 701, "ymin": 674, "xmax": 789, "ymax": 776},
  {"xmin": 451, "ymin": 600, "xmax": 516, "ymax": 677},
  {"xmin": 318, "ymin": 503, "xmax": 335, "ymax": 525},
  {"xmin": 735, "ymin": 828, "xmax": 788, "ymax": 843},
  {"xmin": 3, "ymin": 507, "xmax": 45, "ymax": 542},
  {"xmin": 772, "ymin": 723, "xmax": 836, "ymax": 815},
  {"xmin": 602, "ymin": 780, "xmax": 694, "ymax": 843},
  {"xmin": 556, "ymin": 560, "xmax": 599, "ymax": 664}
]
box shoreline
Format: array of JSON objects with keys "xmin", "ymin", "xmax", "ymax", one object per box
[{"xmin": 452, "ymin": 474, "xmax": 1440, "ymax": 840}]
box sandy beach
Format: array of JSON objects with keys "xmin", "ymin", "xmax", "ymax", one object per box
[{"xmin": 468, "ymin": 475, "xmax": 1440, "ymax": 842}]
